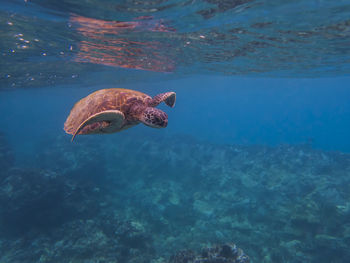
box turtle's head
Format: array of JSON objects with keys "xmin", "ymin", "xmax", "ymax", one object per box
[{"xmin": 140, "ymin": 107, "xmax": 168, "ymax": 128}]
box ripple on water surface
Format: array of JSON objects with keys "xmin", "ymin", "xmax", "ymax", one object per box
[{"xmin": 1, "ymin": 0, "xmax": 350, "ymax": 89}]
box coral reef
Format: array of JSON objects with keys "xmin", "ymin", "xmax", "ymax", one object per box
[
  {"xmin": 99, "ymin": 133, "xmax": 350, "ymax": 262},
  {"xmin": 169, "ymin": 243, "xmax": 249, "ymax": 263},
  {"xmin": 34, "ymin": 135, "xmax": 108, "ymax": 184},
  {"xmin": 0, "ymin": 132, "xmax": 350, "ymax": 262},
  {"xmin": 0, "ymin": 167, "xmax": 102, "ymax": 236},
  {"xmin": 0, "ymin": 212, "xmax": 155, "ymax": 263}
]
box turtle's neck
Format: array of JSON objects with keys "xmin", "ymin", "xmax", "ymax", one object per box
[{"xmin": 128, "ymin": 102, "xmax": 146, "ymax": 121}]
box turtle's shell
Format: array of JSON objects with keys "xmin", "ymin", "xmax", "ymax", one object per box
[{"xmin": 64, "ymin": 88, "xmax": 151, "ymax": 135}]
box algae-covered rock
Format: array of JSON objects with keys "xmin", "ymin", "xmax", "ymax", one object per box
[
  {"xmin": 169, "ymin": 243, "xmax": 250, "ymax": 263},
  {"xmin": 35, "ymin": 135, "xmax": 107, "ymax": 184},
  {"xmin": 47, "ymin": 216, "xmax": 155, "ymax": 263},
  {"xmin": 315, "ymin": 234, "xmax": 341, "ymax": 248},
  {"xmin": 0, "ymin": 167, "xmax": 102, "ymax": 236},
  {"xmin": 193, "ymin": 199, "xmax": 214, "ymax": 217},
  {"xmin": 0, "ymin": 213, "xmax": 155, "ymax": 263}
]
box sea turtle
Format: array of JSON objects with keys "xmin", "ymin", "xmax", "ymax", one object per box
[{"xmin": 64, "ymin": 88, "xmax": 176, "ymax": 141}]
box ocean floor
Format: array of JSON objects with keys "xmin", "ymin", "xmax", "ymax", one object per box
[{"xmin": 0, "ymin": 131, "xmax": 349, "ymax": 262}]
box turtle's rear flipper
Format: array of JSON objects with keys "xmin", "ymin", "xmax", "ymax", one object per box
[
  {"xmin": 72, "ymin": 110, "xmax": 125, "ymax": 142},
  {"xmin": 150, "ymin": 92, "xmax": 176, "ymax": 108}
]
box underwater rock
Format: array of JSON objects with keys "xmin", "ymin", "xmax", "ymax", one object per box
[
  {"xmin": 168, "ymin": 243, "xmax": 250, "ymax": 263},
  {"xmin": 35, "ymin": 135, "xmax": 108, "ymax": 185},
  {"xmin": 193, "ymin": 199, "xmax": 214, "ymax": 217},
  {"xmin": 50, "ymin": 215, "xmax": 154, "ymax": 263},
  {"xmin": 0, "ymin": 212, "xmax": 155, "ymax": 263},
  {"xmin": 0, "ymin": 167, "xmax": 102, "ymax": 236}
]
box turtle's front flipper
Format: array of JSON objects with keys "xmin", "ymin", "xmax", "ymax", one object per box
[
  {"xmin": 72, "ymin": 110, "xmax": 125, "ymax": 142},
  {"xmin": 149, "ymin": 92, "xmax": 176, "ymax": 108}
]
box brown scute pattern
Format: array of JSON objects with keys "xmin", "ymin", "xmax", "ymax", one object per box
[{"xmin": 64, "ymin": 88, "xmax": 151, "ymax": 135}]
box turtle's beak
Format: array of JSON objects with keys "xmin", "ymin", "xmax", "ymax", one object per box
[{"xmin": 158, "ymin": 118, "xmax": 168, "ymax": 128}]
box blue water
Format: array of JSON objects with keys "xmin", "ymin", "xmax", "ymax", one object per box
[{"xmin": 1, "ymin": 1, "xmax": 350, "ymax": 262}]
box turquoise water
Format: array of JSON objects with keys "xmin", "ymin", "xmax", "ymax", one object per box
[{"xmin": 1, "ymin": 1, "xmax": 350, "ymax": 262}]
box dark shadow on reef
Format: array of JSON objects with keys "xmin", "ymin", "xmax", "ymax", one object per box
[
  {"xmin": 0, "ymin": 131, "xmax": 350, "ymax": 262},
  {"xmin": 169, "ymin": 243, "xmax": 249, "ymax": 263},
  {"xmin": 0, "ymin": 167, "xmax": 102, "ymax": 237},
  {"xmin": 0, "ymin": 134, "xmax": 107, "ymax": 237}
]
